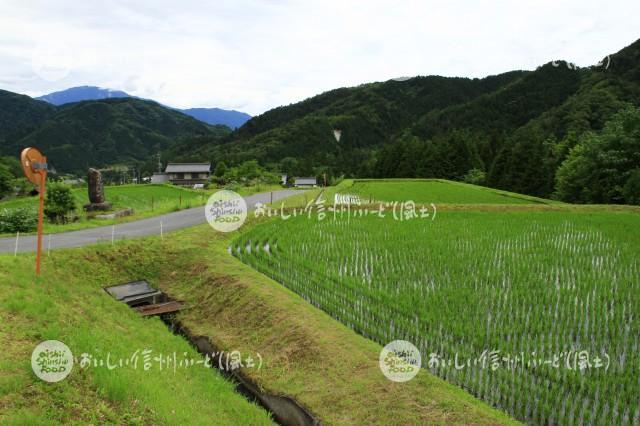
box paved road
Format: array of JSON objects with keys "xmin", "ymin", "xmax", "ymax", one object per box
[{"xmin": 0, "ymin": 189, "xmax": 302, "ymax": 253}]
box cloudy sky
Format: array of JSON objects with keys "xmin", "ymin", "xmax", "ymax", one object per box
[{"xmin": 0, "ymin": 0, "xmax": 638, "ymax": 115}]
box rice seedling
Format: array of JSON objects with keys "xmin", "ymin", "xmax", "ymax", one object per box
[{"xmin": 233, "ymin": 210, "xmax": 640, "ymax": 425}]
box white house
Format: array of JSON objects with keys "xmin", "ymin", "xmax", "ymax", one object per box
[{"xmin": 164, "ymin": 163, "xmax": 211, "ymax": 186}]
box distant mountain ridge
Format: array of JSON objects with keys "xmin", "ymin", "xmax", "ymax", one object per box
[
  {"xmin": 36, "ymin": 86, "xmax": 129, "ymax": 105},
  {"xmin": 36, "ymin": 86, "xmax": 251, "ymax": 128},
  {"xmin": 180, "ymin": 107, "xmax": 251, "ymax": 131},
  {"xmin": 0, "ymin": 92, "xmax": 230, "ymax": 174}
]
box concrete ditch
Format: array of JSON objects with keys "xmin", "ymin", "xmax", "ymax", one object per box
[
  {"xmin": 105, "ymin": 279, "xmax": 320, "ymax": 426},
  {"xmin": 166, "ymin": 318, "xmax": 320, "ymax": 426}
]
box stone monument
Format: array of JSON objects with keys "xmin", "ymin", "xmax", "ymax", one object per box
[{"xmin": 84, "ymin": 168, "xmax": 112, "ymax": 211}]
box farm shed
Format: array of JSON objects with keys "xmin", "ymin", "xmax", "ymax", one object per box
[{"xmin": 293, "ymin": 177, "xmax": 317, "ymax": 187}]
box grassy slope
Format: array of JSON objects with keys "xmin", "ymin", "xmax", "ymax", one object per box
[
  {"xmin": 331, "ymin": 179, "xmax": 559, "ymax": 205},
  {"xmin": 0, "ymin": 183, "xmax": 282, "ymax": 235},
  {"xmin": 272, "ymin": 179, "xmax": 559, "ymax": 213},
  {"xmin": 1, "ymin": 222, "xmax": 515, "ymax": 425},
  {"xmin": 0, "ymin": 247, "xmax": 272, "ymax": 424}
]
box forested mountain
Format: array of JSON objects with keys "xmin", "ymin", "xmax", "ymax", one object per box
[
  {"xmin": 175, "ymin": 71, "xmax": 526, "ymax": 173},
  {"xmin": 0, "ymin": 90, "xmax": 56, "ymax": 145},
  {"xmin": 174, "ymin": 38, "xmax": 640, "ymax": 203},
  {"xmin": 36, "ymin": 86, "xmax": 252, "ymax": 128},
  {"xmin": 0, "ymin": 96, "xmax": 229, "ymax": 174}
]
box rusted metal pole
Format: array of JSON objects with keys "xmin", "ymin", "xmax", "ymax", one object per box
[{"xmin": 35, "ymin": 171, "xmax": 46, "ymax": 275}]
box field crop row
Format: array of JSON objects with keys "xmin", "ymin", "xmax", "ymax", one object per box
[{"xmin": 233, "ymin": 211, "xmax": 640, "ymax": 425}]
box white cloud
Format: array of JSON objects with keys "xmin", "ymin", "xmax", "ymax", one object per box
[{"xmin": 0, "ymin": 0, "xmax": 638, "ymax": 114}]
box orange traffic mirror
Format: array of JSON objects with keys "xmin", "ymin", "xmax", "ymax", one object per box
[{"xmin": 21, "ymin": 147, "xmax": 48, "ymax": 188}]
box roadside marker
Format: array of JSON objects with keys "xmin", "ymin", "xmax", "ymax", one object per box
[
  {"xmin": 14, "ymin": 231, "xmax": 19, "ymax": 256},
  {"xmin": 47, "ymin": 234, "xmax": 51, "ymax": 256},
  {"xmin": 111, "ymin": 225, "xmax": 115, "ymax": 245},
  {"xmin": 160, "ymin": 221, "xmax": 163, "ymax": 239}
]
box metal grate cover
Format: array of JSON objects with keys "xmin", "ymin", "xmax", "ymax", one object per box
[
  {"xmin": 104, "ymin": 280, "xmax": 157, "ymax": 301},
  {"xmin": 104, "ymin": 280, "xmax": 184, "ymax": 316}
]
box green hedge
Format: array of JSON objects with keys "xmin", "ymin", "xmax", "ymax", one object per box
[{"xmin": 0, "ymin": 208, "xmax": 37, "ymax": 233}]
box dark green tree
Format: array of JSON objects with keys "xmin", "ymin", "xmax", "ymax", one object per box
[
  {"xmin": 0, "ymin": 165, "xmax": 13, "ymax": 198},
  {"xmin": 555, "ymin": 105, "xmax": 640, "ymax": 204},
  {"xmin": 623, "ymin": 169, "xmax": 640, "ymax": 205},
  {"xmin": 214, "ymin": 161, "xmax": 228, "ymax": 177},
  {"xmin": 463, "ymin": 168, "xmax": 486, "ymax": 185},
  {"xmin": 44, "ymin": 183, "xmax": 77, "ymax": 223},
  {"xmin": 0, "ymin": 156, "xmax": 22, "ymax": 177}
]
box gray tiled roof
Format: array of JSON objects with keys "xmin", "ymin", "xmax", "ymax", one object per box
[{"xmin": 165, "ymin": 163, "xmax": 211, "ymax": 173}]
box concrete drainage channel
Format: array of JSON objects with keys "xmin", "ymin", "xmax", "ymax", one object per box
[{"xmin": 104, "ymin": 280, "xmax": 320, "ymax": 426}]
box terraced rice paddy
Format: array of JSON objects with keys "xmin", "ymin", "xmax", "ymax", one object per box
[
  {"xmin": 233, "ymin": 209, "xmax": 640, "ymax": 425},
  {"xmin": 340, "ymin": 179, "xmax": 555, "ymax": 204}
]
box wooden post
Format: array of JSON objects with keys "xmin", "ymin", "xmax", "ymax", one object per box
[
  {"xmin": 151, "ymin": 195, "xmax": 154, "ymax": 211},
  {"xmin": 179, "ymin": 193, "xmax": 182, "ymax": 208}
]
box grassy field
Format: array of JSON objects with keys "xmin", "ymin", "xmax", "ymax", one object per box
[
  {"xmin": 324, "ymin": 179, "xmax": 558, "ymax": 205},
  {"xmin": 0, "ymin": 183, "xmax": 281, "ymax": 235},
  {"xmin": 273, "ymin": 179, "xmax": 560, "ymax": 212},
  {"xmin": 233, "ymin": 185, "xmax": 640, "ymax": 425},
  {"xmin": 0, "ymin": 221, "xmax": 514, "ymax": 425},
  {"xmin": 0, "ymin": 246, "xmax": 273, "ymax": 424}
]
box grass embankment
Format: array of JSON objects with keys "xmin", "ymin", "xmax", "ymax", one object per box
[
  {"xmin": 271, "ymin": 178, "xmax": 560, "ymax": 211},
  {"xmin": 0, "ymin": 221, "xmax": 515, "ymax": 425},
  {"xmin": 0, "ymin": 249, "xmax": 273, "ymax": 424},
  {"xmin": 0, "ymin": 183, "xmax": 282, "ymax": 236},
  {"xmin": 284, "ymin": 179, "xmax": 640, "ymax": 212},
  {"xmin": 327, "ymin": 179, "xmax": 559, "ymax": 205}
]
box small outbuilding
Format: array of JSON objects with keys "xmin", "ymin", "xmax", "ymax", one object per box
[
  {"xmin": 150, "ymin": 173, "xmax": 169, "ymax": 184},
  {"xmin": 293, "ymin": 177, "xmax": 317, "ymax": 187}
]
